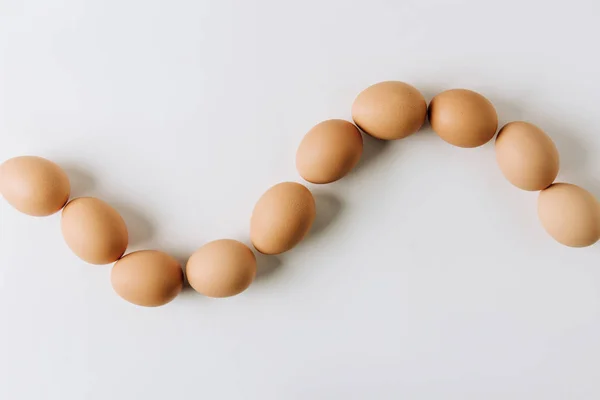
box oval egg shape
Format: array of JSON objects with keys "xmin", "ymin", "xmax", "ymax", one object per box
[
  {"xmin": 352, "ymin": 81, "xmax": 427, "ymax": 140},
  {"xmin": 186, "ymin": 239, "xmax": 257, "ymax": 298},
  {"xmin": 0, "ymin": 156, "xmax": 70, "ymax": 216},
  {"xmin": 61, "ymin": 197, "xmax": 129, "ymax": 264},
  {"xmin": 296, "ymin": 119, "xmax": 363, "ymax": 184},
  {"xmin": 429, "ymin": 89, "xmax": 498, "ymax": 148},
  {"xmin": 538, "ymin": 183, "xmax": 600, "ymax": 247},
  {"xmin": 250, "ymin": 182, "xmax": 316, "ymax": 255},
  {"xmin": 495, "ymin": 121, "xmax": 559, "ymax": 191},
  {"xmin": 111, "ymin": 250, "xmax": 183, "ymax": 307}
]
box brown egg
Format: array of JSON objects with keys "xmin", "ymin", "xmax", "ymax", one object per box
[
  {"xmin": 296, "ymin": 119, "xmax": 363, "ymax": 184},
  {"xmin": 250, "ymin": 182, "xmax": 316, "ymax": 255},
  {"xmin": 186, "ymin": 239, "xmax": 257, "ymax": 298},
  {"xmin": 495, "ymin": 121, "xmax": 560, "ymax": 191},
  {"xmin": 352, "ymin": 81, "xmax": 427, "ymax": 140},
  {"xmin": 0, "ymin": 156, "xmax": 70, "ymax": 216},
  {"xmin": 538, "ymin": 183, "xmax": 600, "ymax": 247},
  {"xmin": 61, "ymin": 197, "xmax": 129, "ymax": 264},
  {"xmin": 429, "ymin": 89, "xmax": 498, "ymax": 148},
  {"xmin": 111, "ymin": 250, "xmax": 183, "ymax": 307}
]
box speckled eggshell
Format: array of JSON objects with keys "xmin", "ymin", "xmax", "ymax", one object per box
[
  {"xmin": 250, "ymin": 182, "xmax": 316, "ymax": 255},
  {"xmin": 429, "ymin": 89, "xmax": 498, "ymax": 148},
  {"xmin": 352, "ymin": 81, "xmax": 427, "ymax": 140},
  {"xmin": 186, "ymin": 239, "xmax": 257, "ymax": 298},
  {"xmin": 0, "ymin": 156, "xmax": 70, "ymax": 216},
  {"xmin": 111, "ymin": 250, "xmax": 183, "ymax": 307},
  {"xmin": 296, "ymin": 119, "xmax": 363, "ymax": 184},
  {"xmin": 538, "ymin": 183, "xmax": 600, "ymax": 247},
  {"xmin": 61, "ymin": 197, "xmax": 129, "ymax": 264},
  {"xmin": 495, "ymin": 121, "xmax": 559, "ymax": 191}
]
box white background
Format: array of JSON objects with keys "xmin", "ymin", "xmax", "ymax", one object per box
[{"xmin": 1, "ymin": 0, "xmax": 600, "ymax": 398}]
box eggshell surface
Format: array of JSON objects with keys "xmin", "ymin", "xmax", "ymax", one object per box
[
  {"xmin": 429, "ymin": 89, "xmax": 498, "ymax": 148},
  {"xmin": 495, "ymin": 121, "xmax": 559, "ymax": 191},
  {"xmin": 352, "ymin": 81, "xmax": 427, "ymax": 140},
  {"xmin": 61, "ymin": 197, "xmax": 129, "ymax": 264},
  {"xmin": 296, "ymin": 119, "xmax": 363, "ymax": 184},
  {"xmin": 250, "ymin": 182, "xmax": 316, "ymax": 255},
  {"xmin": 186, "ymin": 239, "xmax": 257, "ymax": 298},
  {"xmin": 111, "ymin": 250, "xmax": 183, "ymax": 307},
  {"xmin": 0, "ymin": 156, "xmax": 70, "ymax": 216},
  {"xmin": 538, "ymin": 183, "xmax": 600, "ymax": 247}
]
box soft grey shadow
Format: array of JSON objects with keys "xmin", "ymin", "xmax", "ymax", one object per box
[
  {"xmin": 254, "ymin": 252, "xmax": 282, "ymax": 281},
  {"xmin": 577, "ymin": 176, "xmax": 600, "ymax": 200},
  {"xmin": 310, "ymin": 191, "xmax": 344, "ymax": 237},
  {"xmin": 61, "ymin": 164, "xmax": 96, "ymax": 198},
  {"xmin": 420, "ymin": 113, "xmax": 432, "ymax": 132},
  {"xmin": 526, "ymin": 113, "xmax": 599, "ymax": 200},
  {"xmin": 543, "ymin": 121, "xmax": 589, "ymax": 175},
  {"xmin": 112, "ymin": 203, "xmax": 156, "ymax": 248},
  {"xmin": 170, "ymin": 251, "xmax": 191, "ymax": 272},
  {"xmin": 575, "ymin": 177, "xmax": 600, "ymax": 254},
  {"xmin": 416, "ymin": 85, "xmax": 440, "ymax": 104},
  {"xmin": 525, "ymin": 114, "xmax": 594, "ymax": 193},
  {"xmin": 165, "ymin": 248, "xmax": 202, "ymax": 296},
  {"xmin": 170, "ymin": 249, "xmax": 191, "ymax": 283},
  {"xmin": 484, "ymin": 95, "xmax": 524, "ymax": 129},
  {"xmin": 351, "ymin": 131, "xmax": 391, "ymax": 175}
]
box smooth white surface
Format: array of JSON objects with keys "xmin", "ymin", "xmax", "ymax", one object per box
[{"xmin": 1, "ymin": 0, "xmax": 600, "ymax": 398}]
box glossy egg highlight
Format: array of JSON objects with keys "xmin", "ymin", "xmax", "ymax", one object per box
[
  {"xmin": 296, "ymin": 119, "xmax": 363, "ymax": 184},
  {"xmin": 0, "ymin": 156, "xmax": 70, "ymax": 216},
  {"xmin": 111, "ymin": 250, "xmax": 183, "ymax": 307},
  {"xmin": 538, "ymin": 183, "xmax": 600, "ymax": 247},
  {"xmin": 186, "ymin": 239, "xmax": 257, "ymax": 298},
  {"xmin": 495, "ymin": 121, "xmax": 559, "ymax": 191},
  {"xmin": 429, "ymin": 89, "xmax": 498, "ymax": 148},
  {"xmin": 352, "ymin": 81, "xmax": 427, "ymax": 140},
  {"xmin": 250, "ymin": 182, "xmax": 316, "ymax": 255},
  {"xmin": 61, "ymin": 197, "xmax": 129, "ymax": 264}
]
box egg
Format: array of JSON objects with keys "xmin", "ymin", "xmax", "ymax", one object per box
[
  {"xmin": 352, "ymin": 81, "xmax": 427, "ymax": 140},
  {"xmin": 538, "ymin": 183, "xmax": 600, "ymax": 247},
  {"xmin": 0, "ymin": 156, "xmax": 70, "ymax": 216},
  {"xmin": 111, "ymin": 250, "xmax": 183, "ymax": 307},
  {"xmin": 61, "ymin": 197, "xmax": 129, "ymax": 264},
  {"xmin": 428, "ymin": 89, "xmax": 498, "ymax": 148},
  {"xmin": 250, "ymin": 182, "xmax": 316, "ymax": 254},
  {"xmin": 296, "ymin": 119, "xmax": 363, "ymax": 184},
  {"xmin": 186, "ymin": 239, "xmax": 257, "ymax": 298},
  {"xmin": 495, "ymin": 121, "xmax": 559, "ymax": 191}
]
